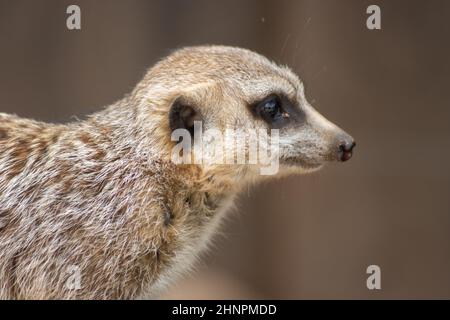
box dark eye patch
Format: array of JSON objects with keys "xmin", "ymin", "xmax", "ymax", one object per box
[{"xmin": 250, "ymin": 93, "xmax": 305, "ymax": 129}]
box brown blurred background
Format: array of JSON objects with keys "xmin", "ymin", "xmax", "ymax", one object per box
[{"xmin": 1, "ymin": 0, "xmax": 449, "ymax": 299}]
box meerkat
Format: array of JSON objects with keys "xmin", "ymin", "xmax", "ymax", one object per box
[{"xmin": 0, "ymin": 45, "xmax": 355, "ymax": 299}]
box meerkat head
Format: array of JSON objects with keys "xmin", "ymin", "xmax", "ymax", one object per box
[{"xmin": 132, "ymin": 45, "xmax": 355, "ymax": 183}]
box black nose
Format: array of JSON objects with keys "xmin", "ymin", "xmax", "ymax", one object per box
[{"xmin": 338, "ymin": 140, "xmax": 356, "ymax": 162}]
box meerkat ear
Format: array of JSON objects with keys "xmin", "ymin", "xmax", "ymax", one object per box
[{"xmin": 169, "ymin": 98, "xmax": 202, "ymax": 136}]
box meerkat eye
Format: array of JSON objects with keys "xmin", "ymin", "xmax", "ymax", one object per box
[
  {"xmin": 256, "ymin": 95, "xmax": 283, "ymax": 122},
  {"xmin": 262, "ymin": 97, "xmax": 280, "ymax": 117}
]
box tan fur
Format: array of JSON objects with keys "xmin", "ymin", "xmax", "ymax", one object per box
[{"xmin": 0, "ymin": 46, "xmax": 352, "ymax": 299}]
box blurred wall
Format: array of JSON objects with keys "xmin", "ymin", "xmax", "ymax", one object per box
[{"xmin": 0, "ymin": 0, "xmax": 449, "ymax": 298}]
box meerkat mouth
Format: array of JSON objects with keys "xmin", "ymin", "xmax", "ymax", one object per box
[{"xmin": 281, "ymin": 157, "xmax": 323, "ymax": 170}]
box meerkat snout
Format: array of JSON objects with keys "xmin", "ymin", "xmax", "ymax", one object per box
[{"xmin": 338, "ymin": 138, "xmax": 356, "ymax": 162}]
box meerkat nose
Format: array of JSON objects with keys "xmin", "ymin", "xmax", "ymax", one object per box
[{"xmin": 338, "ymin": 140, "xmax": 356, "ymax": 161}]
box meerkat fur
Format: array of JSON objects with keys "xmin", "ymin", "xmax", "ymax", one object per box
[{"xmin": 0, "ymin": 45, "xmax": 354, "ymax": 299}]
